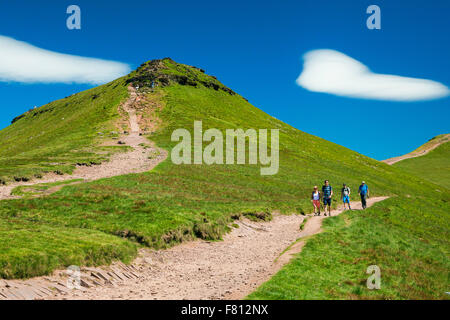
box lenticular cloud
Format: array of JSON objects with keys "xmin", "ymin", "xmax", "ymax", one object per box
[
  {"xmin": 0, "ymin": 35, "xmax": 131, "ymax": 85},
  {"xmin": 296, "ymin": 49, "xmax": 449, "ymax": 101}
]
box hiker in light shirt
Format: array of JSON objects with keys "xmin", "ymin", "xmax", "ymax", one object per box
[
  {"xmin": 341, "ymin": 183, "xmax": 352, "ymax": 210},
  {"xmin": 311, "ymin": 186, "xmax": 321, "ymax": 216}
]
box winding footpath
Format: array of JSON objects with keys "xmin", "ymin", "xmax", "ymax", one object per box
[
  {"xmin": 0, "ymin": 197, "xmax": 387, "ymax": 300},
  {"xmin": 383, "ymin": 134, "xmax": 449, "ymax": 165},
  {"xmin": 0, "ymin": 86, "xmax": 167, "ymax": 201},
  {"xmin": 0, "ymin": 87, "xmax": 389, "ymax": 300}
]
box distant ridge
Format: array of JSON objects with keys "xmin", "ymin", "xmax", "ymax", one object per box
[{"xmin": 383, "ymin": 134, "xmax": 450, "ymax": 165}]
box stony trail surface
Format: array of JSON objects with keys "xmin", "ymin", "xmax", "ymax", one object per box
[{"xmin": 0, "ymin": 197, "xmax": 387, "ymax": 300}]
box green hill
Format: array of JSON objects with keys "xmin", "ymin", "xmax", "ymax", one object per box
[
  {"xmin": 0, "ymin": 78, "xmax": 130, "ymax": 182},
  {"xmin": 393, "ymin": 135, "xmax": 450, "ymax": 189},
  {"xmin": 0, "ymin": 58, "xmax": 448, "ymax": 299}
]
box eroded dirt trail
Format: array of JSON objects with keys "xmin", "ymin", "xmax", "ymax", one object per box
[
  {"xmin": 382, "ymin": 133, "xmax": 449, "ymax": 165},
  {"xmin": 0, "ymin": 87, "xmax": 167, "ymax": 200},
  {"xmin": 0, "ymin": 197, "xmax": 387, "ymax": 300}
]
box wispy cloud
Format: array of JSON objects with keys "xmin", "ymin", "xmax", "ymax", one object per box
[
  {"xmin": 296, "ymin": 49, "xmax": 449, "ymax": 101},
  {"xmin": 0, "ymin": 35, "xmax": 131, "ymax": 85}
]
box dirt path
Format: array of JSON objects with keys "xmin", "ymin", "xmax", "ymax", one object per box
[
  {"xmin": 0, "ymin": 197, "xmax": 387, "ymax": 300},
  {"xmin": 0, "ymin": 87, "xmax": 167, "ymax": 200},
  {"xmin": 383, "ymin": 134, "xmax": 449, "ymax": 165}
]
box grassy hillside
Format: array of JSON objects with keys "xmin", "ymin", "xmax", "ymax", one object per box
[
  {"xmin": 0, "ymin": 77, "xmax": 129, "ymax": 183},
  {"xmin": 394, "ymin": 138, "xmax": 450, "ymax": 189},
  {"xmin": 248, "ymin": 196, "xmax": 449, "ymax": 300},
  {"xmin": 411, "ymin": 134, "xmax": 449, "ymax": 154},
  {"xmin": 0, "ymin": 59, "xmax": 448, "ymax": 299}
]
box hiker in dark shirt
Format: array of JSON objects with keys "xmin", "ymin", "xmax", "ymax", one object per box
[
  {"xmin": 358, "ymin": 181, "xmax": 369, "ymax": 209},
  {"xmin": 322, "ymin": 180, "xmax": 333, "ymax": 216}
]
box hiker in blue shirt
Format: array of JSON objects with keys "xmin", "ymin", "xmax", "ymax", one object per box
[
  {"xmin": 358, "ymin": 181, "xmax": 369, "ymax": 209},
  {"xmin": 322, "ymin": 180, "xmax": 333, "ymax": 216}
]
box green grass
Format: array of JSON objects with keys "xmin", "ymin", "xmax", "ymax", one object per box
[
  {"xmin": 0, "ymin": 217, "xmax": 136, "ymax": 279},
  {"xmin": 394, "ymin": 140, "xmax": 450, "ymax": 189},
  {"xmin": 0, "ymin": 77, "xmax": 129, "ymax": 182},
  {"xmin": 0, "ymin": 58, "xmax": 448, "ymax": 299},
  {"xmin": 247, "ymin": 196, "xmax": 449, "ymax": 300},
  {"xmin": 11, "ymin": 179, "xmax": 84, "ymax": 198},
  {"xmin": 299, "ymin": 216, "xmax": 309, "ymax": 231}
]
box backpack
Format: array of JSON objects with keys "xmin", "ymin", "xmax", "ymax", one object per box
[{"xmin": 342, "ymin": 187, "xmax": 350, "ymax": 196}]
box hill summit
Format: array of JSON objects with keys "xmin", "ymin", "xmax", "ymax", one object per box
[{"xmin": 126, "ymin": 58, "xmax": 236, "ymax": 95}]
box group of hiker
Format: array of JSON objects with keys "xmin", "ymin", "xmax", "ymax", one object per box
[{"xmin": 311, "ymin": 180, "xmax": 369, "ymax": 216}]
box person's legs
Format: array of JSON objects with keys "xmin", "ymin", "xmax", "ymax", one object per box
[
  {"xmin": 361, "ymin": 194, "xmax": 367, "ymax": 209},
  {"xmin": 313, "ymin": 200, "xmax": 319, "ymax": 215},
  {"xmin": 343, "ymin": 196, "xmax": 350, "ymax": 209}
]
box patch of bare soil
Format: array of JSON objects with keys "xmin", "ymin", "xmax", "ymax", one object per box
[{"xmin": 0, "ymin": 197, "xmax": 387, "ymax": 300}]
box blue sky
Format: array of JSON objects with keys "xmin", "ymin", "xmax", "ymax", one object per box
[{"xmin": 0, "ymin": 0, "xmax": 449, "ymax": 160}]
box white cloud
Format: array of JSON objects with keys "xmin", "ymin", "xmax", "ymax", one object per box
[
  {"xmin": 296, "ymin": 49, "xmax": 449, "ymax": 101},
  {"xmin": 0, "ymin": 35, "xmax": 131, "ymax": 85}
]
